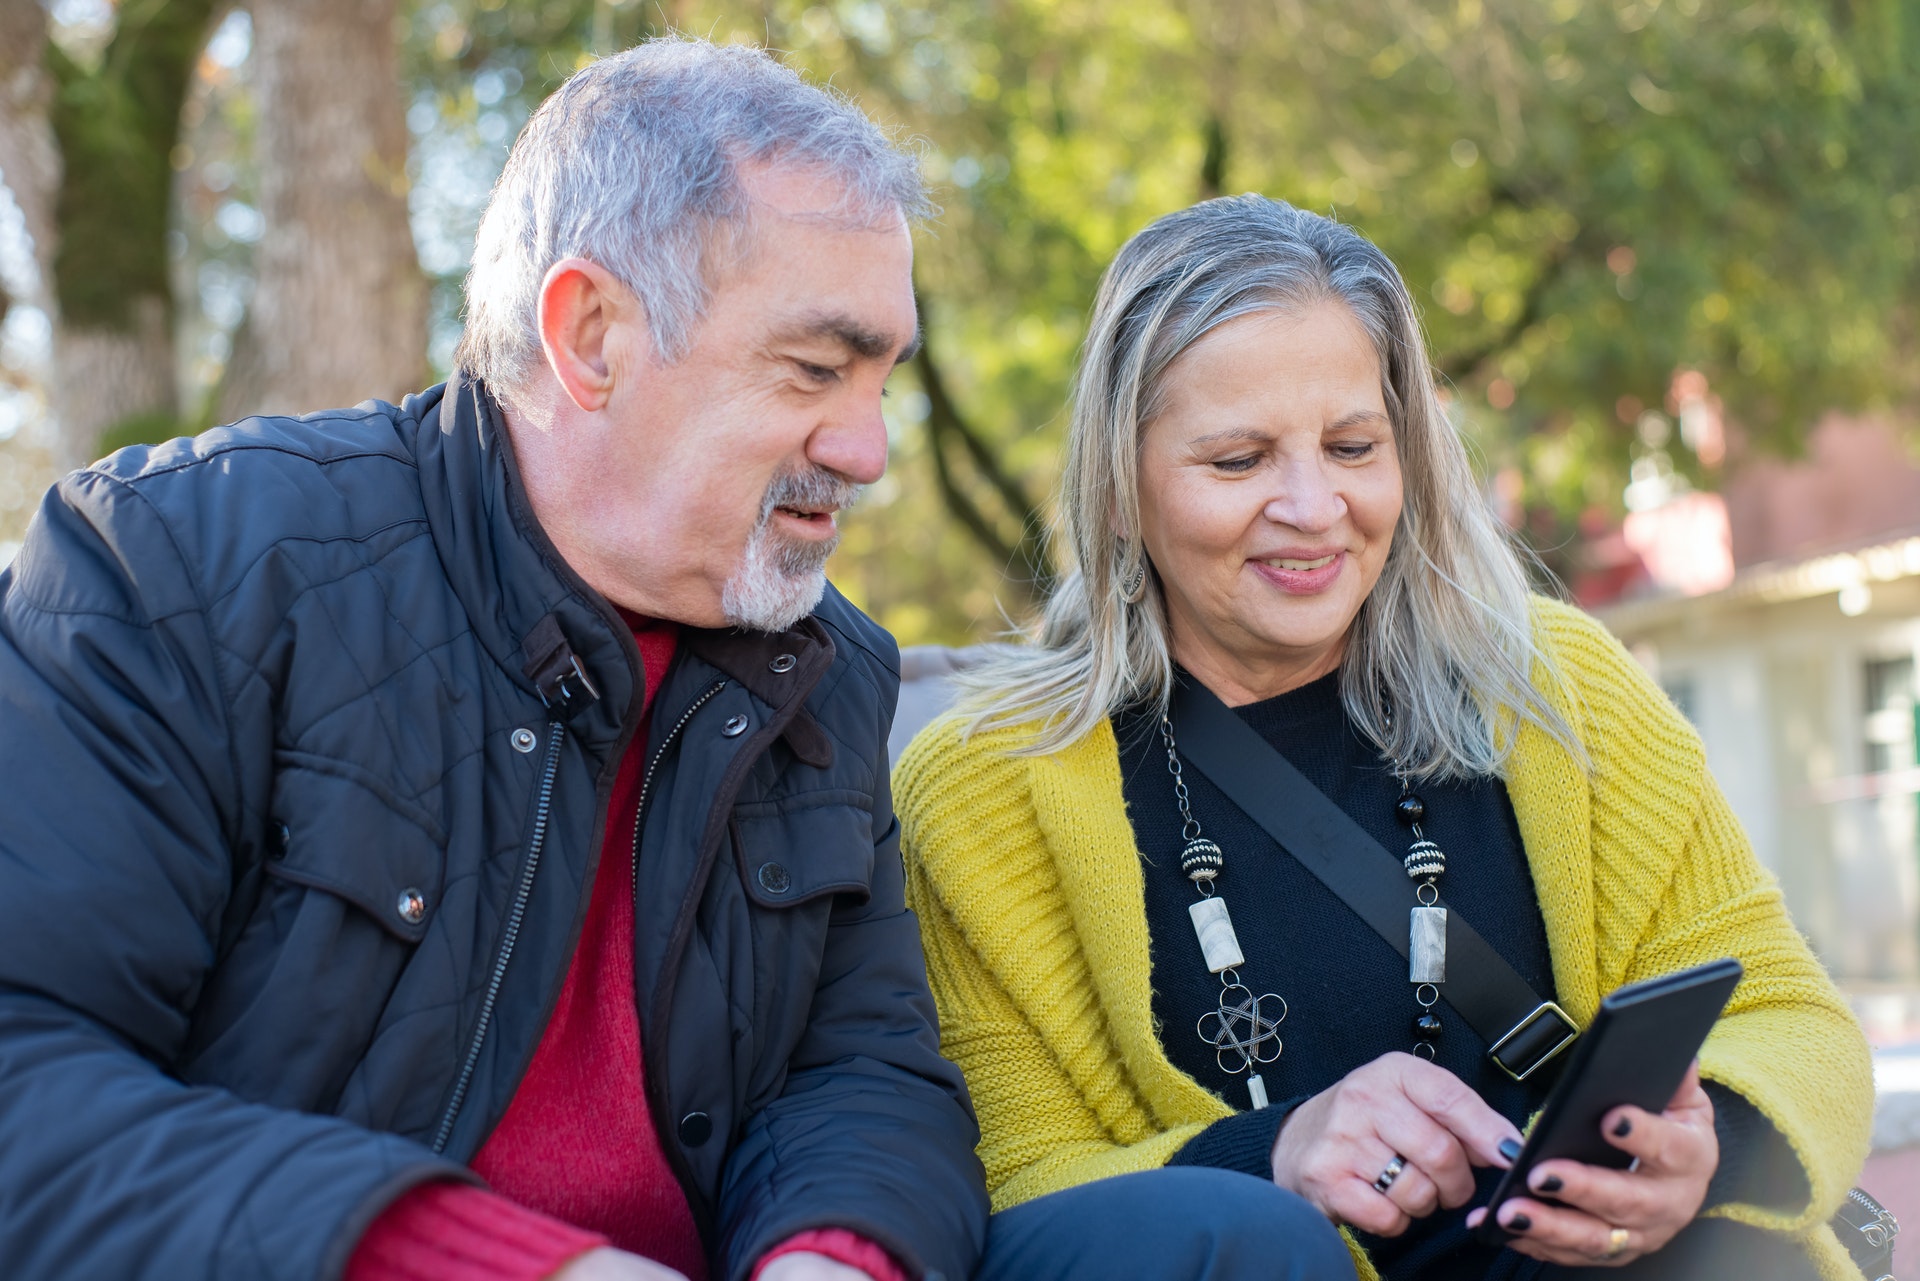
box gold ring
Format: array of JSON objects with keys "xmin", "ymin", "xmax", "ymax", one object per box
[{"xmin": 1604, "ymin": 1226, "xmax": 1631, "ymax": 1259}]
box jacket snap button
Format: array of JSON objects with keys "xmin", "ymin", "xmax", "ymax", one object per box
[
  {"xmin": 769, "ymin": 653, "xmax": 797, "ymax": 674},
  {"xmin": 757, "ymin": 862, "xmax": 792, "ymax": 895},
  {"xmin": 396, "ymin": 888, "xmax": 428, "ymax": 924},
  {"xmin": 678, "ymin": 1111, "xmax": 713, "ymax": 1146},
  {"xmin": 721, "ymin": 714, "xmax": 750, "ymax": 737},
  {"xmin": 510, "ymin": 727, "xmax": 538, "ymax": 754}
]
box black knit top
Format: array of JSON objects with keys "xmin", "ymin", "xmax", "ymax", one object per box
[{"xmin": 1116, "ymin": 671, "xmax": 1805, "ymax": 1280}]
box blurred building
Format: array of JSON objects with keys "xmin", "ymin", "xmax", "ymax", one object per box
[{"xmin": 1592, "ymin": 413, "xmax": 1920, "ymax": 993}]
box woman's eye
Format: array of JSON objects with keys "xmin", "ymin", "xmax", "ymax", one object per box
[
  {"xmin": 1212, "ymin": 455, "xmax": 1261, "ymax": 474},
  {"xmin": 1331, "ymin": 441, "xmax": 1376, "ymax": 461}
]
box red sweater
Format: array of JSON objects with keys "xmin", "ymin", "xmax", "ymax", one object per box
[{"xmin": 348, "ymin": 619, "xmax": 903, "ymax": 1281}]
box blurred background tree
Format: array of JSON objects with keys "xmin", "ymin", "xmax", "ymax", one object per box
[{"xmin": 0, "ymin": 0, "xmax": 1915, "ymax": 642}]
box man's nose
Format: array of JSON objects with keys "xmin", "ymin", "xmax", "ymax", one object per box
[{"xmin": 807, "ymin": 393, "xmax": 890, "ymax": 487}]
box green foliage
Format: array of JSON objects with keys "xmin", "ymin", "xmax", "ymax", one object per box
[
  {"xmin": 48, "ymin": 0, "xmax": 220, "ymax": 331},
  {"xmin": 93, "ymin": 410, "xmax": 191, "ymax": 457},
  {"xmin": 394, "ymin": 0, "xmax": 1920, "ymax": 642}
]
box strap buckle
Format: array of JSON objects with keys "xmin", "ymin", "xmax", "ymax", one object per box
[{"xmin": 1487, "ymin": 1001, "xmax": 1579, "ymax": 1081}]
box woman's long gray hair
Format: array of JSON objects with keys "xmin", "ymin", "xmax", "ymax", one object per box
[{"xmin": 956, "ymin": 195, "xmax": 1580, "ymax": 778}]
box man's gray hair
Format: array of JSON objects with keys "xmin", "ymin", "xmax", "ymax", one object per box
[{"xmin": 456, "ymin": 37, "xmax": 929, "ymax": 398}]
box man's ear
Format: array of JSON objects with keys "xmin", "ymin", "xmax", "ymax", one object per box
[{"xmin": 537, "ymin": 256, "xmax": 647, "ymax": 413}]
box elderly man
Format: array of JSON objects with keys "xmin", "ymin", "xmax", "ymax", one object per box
[{"xmin": 0, "ymin": 38, "xmax": 985, "ymax": 1281}]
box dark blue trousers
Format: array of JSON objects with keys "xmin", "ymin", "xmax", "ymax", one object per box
[{"xmin": 974, "ymin": 1167, "xmax": 1359, "ymax": 1280}]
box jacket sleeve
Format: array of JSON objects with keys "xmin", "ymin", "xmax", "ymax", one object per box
[
  {"xmin": 0, "ymin": 473, "xmax": 464, "ymax": 1281},
  {"xmin": 714, "ymin": 662, "xmax": 989, "ymax": 1281}
]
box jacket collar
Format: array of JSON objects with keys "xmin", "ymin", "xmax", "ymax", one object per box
[{"xmin": 406, "ymin": 371, "xmax": 835, "ymax": 762}]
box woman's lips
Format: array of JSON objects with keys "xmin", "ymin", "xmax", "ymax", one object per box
[{"xmin": 1249, "ymin": 550, "xmax": 1345, "ymax": 594}]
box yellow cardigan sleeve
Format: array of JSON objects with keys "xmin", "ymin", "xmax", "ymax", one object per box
[
  {"xmin": 1533, "ymin": 600, "xmax": 1873, "ymax": 1277},
  {"xmin": 1643, "ymin": 769, "xmax": 1874, "ymax": 1235},
  {"xmin": 904, "ymin": 849, "xmax": 1209, "ymax": 1210}
]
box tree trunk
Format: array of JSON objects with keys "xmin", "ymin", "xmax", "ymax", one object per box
[
  {"xmin": 223, "ymin": 0, "xmax": 426, "ymax": 420},
  {"xmin": 0, "ymin": 0, "xmax": 59, "ymax": 319},
  {"xmin": 43, "ymin": 0, "xmax": 218, "ymax": 467}
]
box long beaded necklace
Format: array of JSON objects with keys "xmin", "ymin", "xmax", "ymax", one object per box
[
  {"xmin": 1159, "ymin": 716, "xmax": 1287, "ymax": 1110},
  {"xmin": 1396, "ymin": 784, "xmax": 1450, "ymax": 1058},
  {"xmin": 1158, "ymin": 712, "xmax": 1457, "ymax": 1101}
]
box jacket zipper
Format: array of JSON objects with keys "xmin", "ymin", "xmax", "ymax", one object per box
[
  {"xmin": 431, "ymin": 715, "xmax": 568, "ymax": 1153},
  {"xmin": 632, "ymin": 681, "xmax": 728, "ymax": 879}
]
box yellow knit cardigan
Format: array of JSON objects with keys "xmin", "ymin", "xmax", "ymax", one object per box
[{"xmin": 895, "ymin": 599, "xmax": 1873, "ymax": 1280}]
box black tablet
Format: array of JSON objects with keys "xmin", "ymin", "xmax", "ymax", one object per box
[{"xmin": 1473, "ymin": 957, "xmax": 1743, "ymax": 1246}]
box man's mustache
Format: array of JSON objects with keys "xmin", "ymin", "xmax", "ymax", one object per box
[{"xmin": 758, "ymin": 466, "xmax": 865, "ymax": 525}]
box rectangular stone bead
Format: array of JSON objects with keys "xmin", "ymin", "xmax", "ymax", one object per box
[
  {"xmin": 1410, "ymin": 905, "xmax": 1447, "ymax": 983},
  {"xmin": 1189, "ymin": 896, "xmax": 1246, "ymax": 973}
]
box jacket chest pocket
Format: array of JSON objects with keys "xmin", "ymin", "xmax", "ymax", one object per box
[
  {"xmin": 731, "ymin": 793, "xmax": 875, "ymax": 1059},
  {"xmin": 181, "ymin": 764, "xmax": 446, "ymax": 1108},
  {"xmin": 261, "ymin": 765, "xmax": 446, "ymax": 945},
  {"xmin": 733, "ymin": 791, "xmax": 875, "ymax": 911}
]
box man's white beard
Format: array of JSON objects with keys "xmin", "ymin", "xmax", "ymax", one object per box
[{"xmin": 720, "ymin": 467, "xmax": 862, "ymax": 633}]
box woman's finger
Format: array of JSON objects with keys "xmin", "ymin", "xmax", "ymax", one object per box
[
  {"xmin": 1394, "ymin": 1054, "xmax": 1523, "ymax": 1168},
  {"xmin": 1366, "ymin": 1092, "xmax": 1480, "ymax": 1209},
  {"xmin": 1598, "ymin": 1098, "xmax": 1717, "ymax": 1179},
  {"xmin": 1326, "ymin": 1168, "xmax": 1413, "ymax": 1238},
  {"xmin": 1492, "ymin": 1195, "xmax": 1640, "ymax": 1268},
  {"xmin": 1522, "ymin": 1157, "xmax": 1662, "ymax": 1229},
  {"xmin": 1382, "ymin": 1159, "xmax": 1442, "ymax": 1220}
]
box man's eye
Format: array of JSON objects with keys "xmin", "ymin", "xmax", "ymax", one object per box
[{"xmin": 797, "ymin": 361, "xmax": 839, "ymax": 384}]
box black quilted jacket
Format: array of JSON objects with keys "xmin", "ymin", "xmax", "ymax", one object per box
[{"xmin": 0, "ymin": 374, "xmax": 986, "ymax": 1281}]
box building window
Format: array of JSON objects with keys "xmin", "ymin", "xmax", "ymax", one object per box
[{"xmin": 1864, "ymin": 656, "xmax": 1916, "ymax": 774}]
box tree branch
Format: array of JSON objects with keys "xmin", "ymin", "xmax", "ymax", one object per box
[
  {"xmin": 911, "ymin": 300, "xmax": 1057, "ymax": 599},
  {"xmin": 1435, "ymin": 236, "xmax": 1579, "ymax": 384}
]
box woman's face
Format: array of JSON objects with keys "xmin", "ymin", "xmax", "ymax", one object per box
[{"xmin": 1136, "ymin": 300, "xmax": 1403, "ymax": 705}]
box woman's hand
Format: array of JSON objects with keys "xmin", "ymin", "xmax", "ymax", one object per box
[
  {"xmin": 1464, "ymin": 1062, "xmax": 1718, "ymax": 1266},
  {"xmin": 1271, "ymin": 1051, "xmax": 1523, "ymax": 1237}
]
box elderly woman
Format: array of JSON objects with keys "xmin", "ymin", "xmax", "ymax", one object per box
[{"xmin": 895, "ymin": 196, "xmax": 1871, "ymax": 1281}]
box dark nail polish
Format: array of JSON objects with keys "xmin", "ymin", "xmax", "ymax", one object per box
[
  {"xmin": 1505, "ymin": 1212, "xmax": 1532, "ymax": 1232},
  {"xmin": 1538, "ymin": 1174, "xmax": 1564, "ymax": 1193},
  {"xmin": 1498, "ymin": 1137, "xmax": 1523, "ymax": 1163},
  {"xmin": 1613, "ymin": 1117, "xmax": 1633, "ymax": 1138}
]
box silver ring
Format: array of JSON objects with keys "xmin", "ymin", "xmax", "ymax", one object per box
[{"xmin": 1372, "ymin": 1153, "xmax": 1408, "ymax": 1194}]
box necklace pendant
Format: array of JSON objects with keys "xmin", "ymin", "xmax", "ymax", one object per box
[
  {"xmin": 1248, "ymin": 1074, "xmax": 1270, "ymax": 1110},
  {"xmin": 1410, "ymin": 904, "xmax": 1447, "ymax": 983},
  {"xmin": 1188, "ymin": 896, "xmax": 1246, "ymax": 973}
]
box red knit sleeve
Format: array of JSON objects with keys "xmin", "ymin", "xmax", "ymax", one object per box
[
  {"xmin": 751, "ymin": 1228, "xmax": 909, "ymax": 1281},
  {"xmin": 346, "ymin": 1182, "xmax": 610, "ymax": 1281}
]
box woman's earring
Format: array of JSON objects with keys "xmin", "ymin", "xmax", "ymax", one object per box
[{"xmin": 1118, "ymin": 550, "xmax": 1149, "ymax": 603}]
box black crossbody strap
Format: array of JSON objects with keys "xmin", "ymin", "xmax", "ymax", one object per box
[{"xmin": 1170, "ymin": 679, "xmax": 1578, "ymax": 1081}]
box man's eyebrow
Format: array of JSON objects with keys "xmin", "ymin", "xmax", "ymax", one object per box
[{"xmin": 777, "ymin": 311, "xmax": 918, "ymax": 363}]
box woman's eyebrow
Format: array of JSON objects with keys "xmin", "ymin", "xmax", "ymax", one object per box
[
  {"xmin": 1187, "ymin": 426, "xmax": 1273, "ymax": 447},
  {"xmin": 1328, "ymin": 409, "xmax": 1391, "ymax": 430}
]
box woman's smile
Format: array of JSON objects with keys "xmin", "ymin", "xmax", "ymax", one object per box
[{"xmin": 1249, "ymin": 549, "xmax": 1346, "ymax": 594}]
